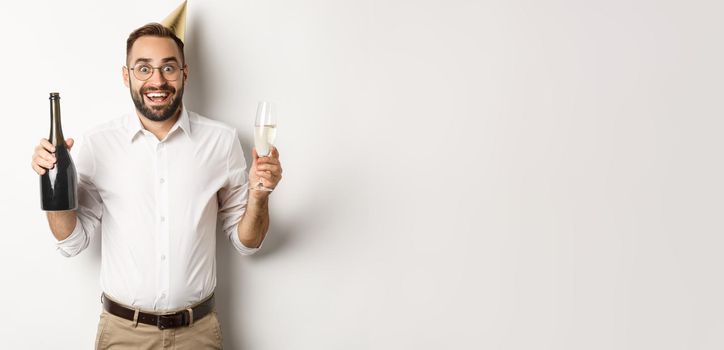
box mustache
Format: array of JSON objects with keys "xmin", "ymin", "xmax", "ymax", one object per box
[{"xmin": 140, "ymin": 84, "xmax": 176, "ymax": 95}]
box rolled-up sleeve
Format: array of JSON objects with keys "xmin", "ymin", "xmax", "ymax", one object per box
[
  {"xmin": 56, "ymin": 135, "xmax": 103, "ymax": 257},
  {"xmin": 217, "ymin": 130, "xmax": 261, "ymax": 255}
]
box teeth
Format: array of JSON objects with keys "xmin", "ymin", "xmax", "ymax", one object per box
[{"xmin": 146, "ymin": 92, "xmax": 168, "ymax": 98}]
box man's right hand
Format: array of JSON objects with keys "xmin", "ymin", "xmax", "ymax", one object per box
[
  {"xmin": 34, "ymin": 137, "xmax": 79, "ymax": 241},
  {"xmin": 32, "ymin": 138, "xmax": 74, "ymax": 175}
]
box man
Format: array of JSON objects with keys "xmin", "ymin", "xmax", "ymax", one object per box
[{"xmin": 30, "ymin": 22, "xmax": 282, "ymax": 349}]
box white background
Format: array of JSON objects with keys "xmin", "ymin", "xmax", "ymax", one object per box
[{"xmin": 1, "ymin": 0, "xmax": 723, "ymax": 349}]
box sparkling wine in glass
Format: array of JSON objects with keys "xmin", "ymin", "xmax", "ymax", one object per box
[{"xmin": 252, "ymin": 101, "xmax": 277, "ymax": 191}]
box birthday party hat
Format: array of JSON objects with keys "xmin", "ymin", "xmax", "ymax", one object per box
[{"xmin": 161, "ymin": 1, "xmax": 187, "ymax": 43}]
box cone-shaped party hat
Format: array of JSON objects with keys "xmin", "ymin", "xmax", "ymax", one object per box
[{"xmin": 161, "ymin": 1, "xmax": 187, "ymax": 43}]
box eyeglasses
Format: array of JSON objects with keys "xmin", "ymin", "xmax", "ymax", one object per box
[{"xmin": 128, "ymin": 62, "xmax": 185, "ymax": 81}]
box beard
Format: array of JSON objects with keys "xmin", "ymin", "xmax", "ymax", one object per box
[{"xmin": 130, "ymin": 82, "xmax": 184, "ymax": 122}]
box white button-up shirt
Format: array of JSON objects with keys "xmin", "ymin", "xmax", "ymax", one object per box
[{"xmin": 56, "ymin": 107, "xmax": 259, "ymax": 311}]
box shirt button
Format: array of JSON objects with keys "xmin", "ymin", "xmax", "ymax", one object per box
[
  {"xmin": 161, "ymin": 216, "xmax": 166, "ymax": 222},
  {"xmin": 160, "ymin": 178, "xmax": 165, "ymax": 184},
  {"xmin": 161, "ymin": 254, "xmax": 166, "ymax": 261}
]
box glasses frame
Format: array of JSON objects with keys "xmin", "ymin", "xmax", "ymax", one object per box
[{"xmin": 127, "ymin": 62, "xmax": 186, "ymax": 82}]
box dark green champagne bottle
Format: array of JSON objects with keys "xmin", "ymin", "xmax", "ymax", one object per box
[{"xmin": 40, "ymin": 92, "xmax": 77, "ymax": 211}]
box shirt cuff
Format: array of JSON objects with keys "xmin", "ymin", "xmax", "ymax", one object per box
[
  {"xmin": 230, "ymin": 227, "xmax": 263, "ymax": 256},
  {"xmin": 55, "ymin": 218, "xmax": 84, "ymax": 257}
]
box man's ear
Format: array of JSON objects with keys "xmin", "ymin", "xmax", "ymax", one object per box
[
  {"xmin": 183, "ymin": 64, "xmax": 189, "ymax": 84},
  {"xmin": 122, "ymin": 66, "xmax": 130, "ymax": 88}
]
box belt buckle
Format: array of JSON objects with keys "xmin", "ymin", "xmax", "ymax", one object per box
[{"xmin": 157, "ymin": 313, "xmax": 177, "ymax": 330}]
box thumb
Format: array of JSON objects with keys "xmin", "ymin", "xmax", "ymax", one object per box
[
  {"xmin": 269, "ymin": 145, "xmax": 279, "ymax": 159},
  {"xmin": 66, "ymin": 138, "xmax": 75, "ymax": 150}
]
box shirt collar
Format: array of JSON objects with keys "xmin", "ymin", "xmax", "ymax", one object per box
[
  {"xmin": 126, "ymin": 105, "xmax": 191, "ymax": 142},
  {"xmin": 169, "ymin": 106, "xmax": 192, "ymax": 139}
]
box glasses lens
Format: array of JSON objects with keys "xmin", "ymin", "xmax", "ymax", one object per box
[
  {"xmin": 133, "ymin": 64, "xmax": 153, "ymax": 81},
  {"xmin": 160, "ymin": 64, "xmax": 180, "ymax": 81}
]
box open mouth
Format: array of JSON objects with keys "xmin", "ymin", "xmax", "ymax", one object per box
[{"xmin": 144, "ymin": 91, "xmax": 172, "ymax": 105}]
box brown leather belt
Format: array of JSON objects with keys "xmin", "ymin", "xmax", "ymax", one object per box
[{"xmin": 102, "ymin": 293, "xmax": 215, "ymax": 330}]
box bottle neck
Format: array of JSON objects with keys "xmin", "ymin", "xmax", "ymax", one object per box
[{"xmin": 49, "ymin": 97, "xmax": 65, "ymax": 146}]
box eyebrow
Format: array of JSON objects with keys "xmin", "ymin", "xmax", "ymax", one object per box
[{"xmin": 132, "ymin": 57, "xmax": 180, "ymax": 65}]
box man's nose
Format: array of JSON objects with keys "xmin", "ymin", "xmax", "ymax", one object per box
[{"xmin": 147, "ymin": 68, "xmax": 168, "ymax": 85}]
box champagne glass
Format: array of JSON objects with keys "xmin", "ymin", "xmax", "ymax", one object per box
[{"xmin": 252, "ymin": 101, "xmax": 277, "ymax": 191}]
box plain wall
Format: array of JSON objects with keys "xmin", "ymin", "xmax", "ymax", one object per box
[{"xmin": 1, "ymin": 0, "xmax": 723, "ymax": 348}]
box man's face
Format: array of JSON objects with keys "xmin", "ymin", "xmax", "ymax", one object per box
[{"xmin": 123, "ymin": 36, "xmax": 187, "ymax": 122}]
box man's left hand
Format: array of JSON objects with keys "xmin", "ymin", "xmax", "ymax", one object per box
[{"xmin": 249, "ymin": 146, "xmax": 282, "ymax": 197}]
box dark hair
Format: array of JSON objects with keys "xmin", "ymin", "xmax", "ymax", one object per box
[{"xmin": 126, "ymin": 23, "xmax": 185, "ymax": 65}]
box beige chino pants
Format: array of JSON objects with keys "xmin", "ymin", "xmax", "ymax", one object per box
[{"xmin": 94, "ymin": 309, "xmax": 224, "ymax": 350}]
